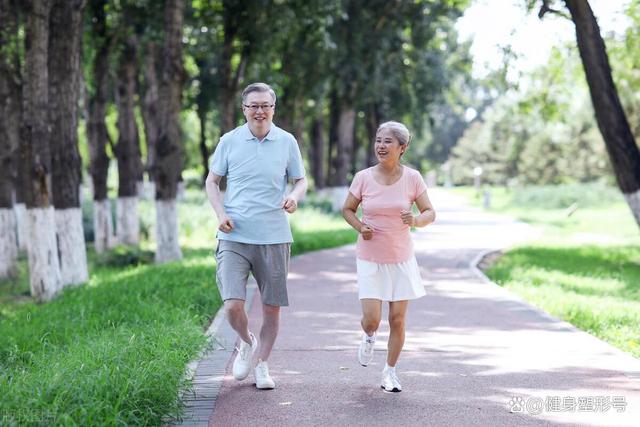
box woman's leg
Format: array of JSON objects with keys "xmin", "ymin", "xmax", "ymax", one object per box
[
  {"xmin": 387, "ymin": 300, "xmax": 409, "ymax": 366},
  {"xmin": 361, "ymin": 298, "xmax": 382, "ymax": 335}
]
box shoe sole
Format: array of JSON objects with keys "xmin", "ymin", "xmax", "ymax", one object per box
[
  {"xmin": 358, "ymin": 355, "xmax": 373, "ymax": 367},
  {"xmin": 256, "ymin": 384, "xmax": 275, "ymax": 390}
]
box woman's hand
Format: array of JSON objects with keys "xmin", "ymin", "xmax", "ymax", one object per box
[
  {"xmin": 401, "ymin": 209, "xmax": 416, "ymax": 227},
  {"xmin": 360, "ymin": 224, "xmax": 373, "ymax": 240}
]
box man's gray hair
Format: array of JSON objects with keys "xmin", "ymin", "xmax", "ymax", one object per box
[
  {"xmin": 376, "ymin": 121, "xmax": 412, "ymax": 146},
  {"xmin": 242, "ymin": 82, "xmax": 277, "ymax": 104}
]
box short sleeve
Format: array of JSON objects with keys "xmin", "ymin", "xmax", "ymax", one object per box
[
  {"xmin": 286, "ymin": 136, "xmax": 305, "ymax": 179},
  {"xmin": 349, "ymin": 171, "xmax": 363, "ymax": 200},
  {"xmin": 412, "ymin": 169, "xmax": 427, "ymax": 201},
  {"xmin": 209, "ymin": 137, "xmax": 228, "ymax": 176}
]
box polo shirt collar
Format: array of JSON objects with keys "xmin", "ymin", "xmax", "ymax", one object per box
[{"xmin": 242, "ymin": 123, "xmax": 279, "ymax": 142}]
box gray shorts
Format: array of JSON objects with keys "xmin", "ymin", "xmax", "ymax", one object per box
[{"xmin": 215, "ymin": 240, "xmax": 291, "ymax": 307}]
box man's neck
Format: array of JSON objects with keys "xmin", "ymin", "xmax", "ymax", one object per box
[{"xmin": 248, "ymin": 123, "xmax": 271, "ymax": 140}]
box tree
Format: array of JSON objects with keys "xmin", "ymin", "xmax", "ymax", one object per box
[
  {"xmin": 538, "ymin": 0, "xmax": 640, "ymax": 227},
  {"xmin": 114, "ymin": 22, "xmax": 143, "ymax": 246},
  {"xmin": 49, "ymin": 0, "xmax": 88, "ymax": 286},
  {"xmin": 140, "ymin": 41, "xmax": 160, "ymax": 184},
  {"xmin": 0, "ymin": 0, "xmax": 21, "ymax": 278},
  {"xmin": 154, "ymin": 0, "xmax": 185, "ymax": 263},
  {"xmin": 86, "ymin": 0, "xmax": 115, "ymax": 253},
  {"xmin": 22, "ymin": 0, "xmax": 62, "ymax": 301}
]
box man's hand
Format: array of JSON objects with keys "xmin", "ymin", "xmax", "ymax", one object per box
[
  {"xmin": 360, "ymin": 224, "xmax": 373, "ymax": 240},
  {"xmin": 283, "ymin": 197, "xmax": 298, "ymax": 213},
  {"xmin": 218, "ymin": 214, "xmax": 234, "ymax": 233},
  {"xmin": 401, "ymin": 209, "xmax": 416, "ymax": 227}
]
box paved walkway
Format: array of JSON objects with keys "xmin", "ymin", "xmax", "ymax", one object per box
[{"xmin": 178, "ymin": 189, "xmax": 640, "ymax": 427}]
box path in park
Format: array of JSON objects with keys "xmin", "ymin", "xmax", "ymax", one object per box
[{"xmin": 178, "ymin": 189, "xmax": 640, "ymax": 427}]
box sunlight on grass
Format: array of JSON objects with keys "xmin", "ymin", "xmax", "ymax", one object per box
[
  {"xmin": 453, "ymin": 184, "xmax": 640, "ymax": 358},
  {"xmin": 0, "ymin": 189, "xmax": 357, "ymax": 425}
]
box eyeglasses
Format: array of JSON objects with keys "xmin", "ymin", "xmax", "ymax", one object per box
[{"xmin": 243, "ymin": 104, "xmax": 274, "ymax": 112}]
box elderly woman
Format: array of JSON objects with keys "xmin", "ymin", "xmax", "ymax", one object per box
[{"xmin": 342, "ymin": 121, "xmax": 436, "ymax": 392}]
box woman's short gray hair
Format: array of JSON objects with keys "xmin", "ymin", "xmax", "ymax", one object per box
[
  {"xmin": 376, "ymin": 121, "xmax": 412, "ymax": 146},
  {"xmin": 242, "ymin": 82, "xmax": 277, "ymax": 104}
]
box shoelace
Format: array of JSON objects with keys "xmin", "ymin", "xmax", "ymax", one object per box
[
  {"xmin": 388, "ymin": 370, "xmax": 400, "ymax": 387},
  {"xmin": 256, "ymin": 363, "xmax": 269, "ymax": 377},
  {"xmin": 236, "ymin": 340, "xmax": 251, "ymax": 360},
  {"xmin": 364, "ymin": 341, "xmax": 374, "ymax": 353}
]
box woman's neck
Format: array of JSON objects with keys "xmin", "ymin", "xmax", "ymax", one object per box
[{"xmin": 376, "ymin": 161, "xmax": 402, "ymax": 174}]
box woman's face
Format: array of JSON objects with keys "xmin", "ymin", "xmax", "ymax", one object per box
[{"xmin": 374, "ymin": 128, "xmax": 405, "ymax": 164}]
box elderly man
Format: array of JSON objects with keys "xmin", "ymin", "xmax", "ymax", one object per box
[{"xmin": 205, "ymin": 82, "xmax": 307, "ymax": 390}]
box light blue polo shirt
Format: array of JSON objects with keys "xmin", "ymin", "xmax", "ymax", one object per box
[{"xmin": 209, "ymin": 123, "xmax": 305, "ymax": 244}]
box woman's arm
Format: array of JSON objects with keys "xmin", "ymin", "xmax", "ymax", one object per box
[
  {"xmin": 401, "ymin": 190, "xmax": 436, "ymax": 228},
  {"xmin": 342, "ymin": 192, "xmax": 373, "ymax": 240}
]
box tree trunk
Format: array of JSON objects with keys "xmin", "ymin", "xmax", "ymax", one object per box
[
  {"xmin": 115, "ymin": 34, "xmax": 141, "ymax": 245},
  {"xmin": 311, "ymin": 111, "xmax": 325, "ymax": 189},
  {"xmin": 220, "ymin": 25, "xmax": 236, "ymax": 135},
  {"xmin": 141, "ymin": 41, "xmax": 160, "ymax": 185},
  {"xmin": 327, "ymin": 89, "xmax": 339, "ymax": 186},
  {"xmin": 293, "ymin": 96, "xmax": 306, "ymax": 157},
  {"xmin": 93, "ymin": 198, "xmax": 114, "ymax": 252},
  {"xmin": 197, "ymin": 106, "xmax": 209, "ymax": 184},
  {"xmin": 22, "ymin": 0, "xmax": 62, "ymax": 301},
  {"xmin": 49, "ymin": 0, "xmax": 88, "ymax": 286},
  {"xmin": 87, "ymin": 0, "xmax": 114, "ymax": 252},
  {"xmin": 335, "ymin": 105, "xmax": 356, "ymax": 186},
  {"xmin": 219, "ymin": 9, "xmax": 247, "ymax": 135},
  {"xmin": 365, "ymin": 102, "xmax": 381, "ymax": 167},
  {"xmin": 564, "ymin": 0, "xmax": 640, "ymax": 228},
  {"xmin": 155, "ymin": 0, "xmax": 184, "ymax": 263},
  {"xmin": 0, "ymin": 0, "xmax": 20, "ymax": 276}
]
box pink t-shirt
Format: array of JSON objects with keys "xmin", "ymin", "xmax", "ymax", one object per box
[{"xmin": 349, "ymin": 166, "xmax": 427, "ymax": 264}]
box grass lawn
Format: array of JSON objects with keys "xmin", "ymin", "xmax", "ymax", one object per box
[
  {"xmin": 0, "ymin": 190, "xmax": 356, "ymax": 426},
  {"xmin": 451, "ymin": 184, "xmax": 640, "ymax": 358}
]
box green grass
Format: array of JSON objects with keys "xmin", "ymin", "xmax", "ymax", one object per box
[
  {"xmin": 486, "ymin": 246, "xmax": 640, "ymax": 357},
  {"xmin": 452, "ymin": 184, "xmax": 640, "ymax": 358},
  {"xmin": 0, "ymin": 191, "xmax": 356, "ymax": 426}
]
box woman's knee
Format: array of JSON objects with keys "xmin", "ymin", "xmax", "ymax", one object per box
[
  {"xmin": 389, "ymin": 313, "xmax": 405, "ymax": 330},
  {"xmin": 361, "ymin": 314, "xmax": 381, "ymax": 331}
]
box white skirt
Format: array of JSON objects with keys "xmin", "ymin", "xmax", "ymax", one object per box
[{"xmin": 356, "ymin": 256, "xmax": 426, "ymax": 301}]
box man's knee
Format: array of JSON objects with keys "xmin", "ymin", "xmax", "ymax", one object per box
[
  {"xmin": 262, "ymin": 303, "xmax": 280, "ymax": 325},
  {"xmin": 225, "ymin": 299, "xmax": 246, "ymax": 319}
]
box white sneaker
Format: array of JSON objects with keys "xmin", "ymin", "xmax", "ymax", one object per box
[
  {"xmin": 232, "ymin": 332, "xmax": 257, "ymax": 380},
  {"xmin": 381, "ymin": 367, "xmax": 402, "ymax": 392},
  {"xmin": 254, "ymin": 359, "xmax": 275, "ymax": 390},
  {"xmin": 358, "ymin": 332, "xmax": 376, "ymax": 366}
]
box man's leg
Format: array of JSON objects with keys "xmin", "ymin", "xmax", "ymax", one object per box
[
  {"xmin": 252, "ymin": 243, "xmax": 290, "ymax": 361},
  {"xmin": 256, "ymin": 303, "xmax": 280, "ymax": 361},
  {"xmin": 225, "ymin": 299, "xmax": 252, "ymax": 344}
]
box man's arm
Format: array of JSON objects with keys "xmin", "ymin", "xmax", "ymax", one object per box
[
  {"xmin": 283, "ymin": 176, "xmax": 308, "ymax": 213},
  {"xmin": 205, "ymin": 170, "xmax": 234, "ymax": 232}
]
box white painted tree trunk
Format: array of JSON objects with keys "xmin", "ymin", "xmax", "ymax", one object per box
[
  {"xmin": 624, "ymin": 189, "xmax": 640, "ymax": 229},
  {"xmin": 94, "ymin": 199, "xmax": 115, "ymax": 253},
  {"xmin": 177, "ymin": 181, "xmax": 186, "ymax": 201},
  {"xmin": 155, "ymin": 198, "xmax": 182, "ymax": 263},
  {"xmin": 14, "ymin": 203, "xmax": 28, "ymax": 251},
  {"xmin": 27, "ymin": 207, "xmax": 62, "ymax": 302},
  {"xmin": 116, "ymin": 196, "xmax": 139, "ymax": 245},
  {"xmin": 55, "ymin": 208, "xmax": 88, "ymax": 287},
  {"xmin": 0, "ymin": 209, "xmax": 18, "ymax": 278}
]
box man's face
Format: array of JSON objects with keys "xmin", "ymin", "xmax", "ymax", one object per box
[{"xmin": 242, "ymin": 91, "xmax": 275, "ymax": 132}]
